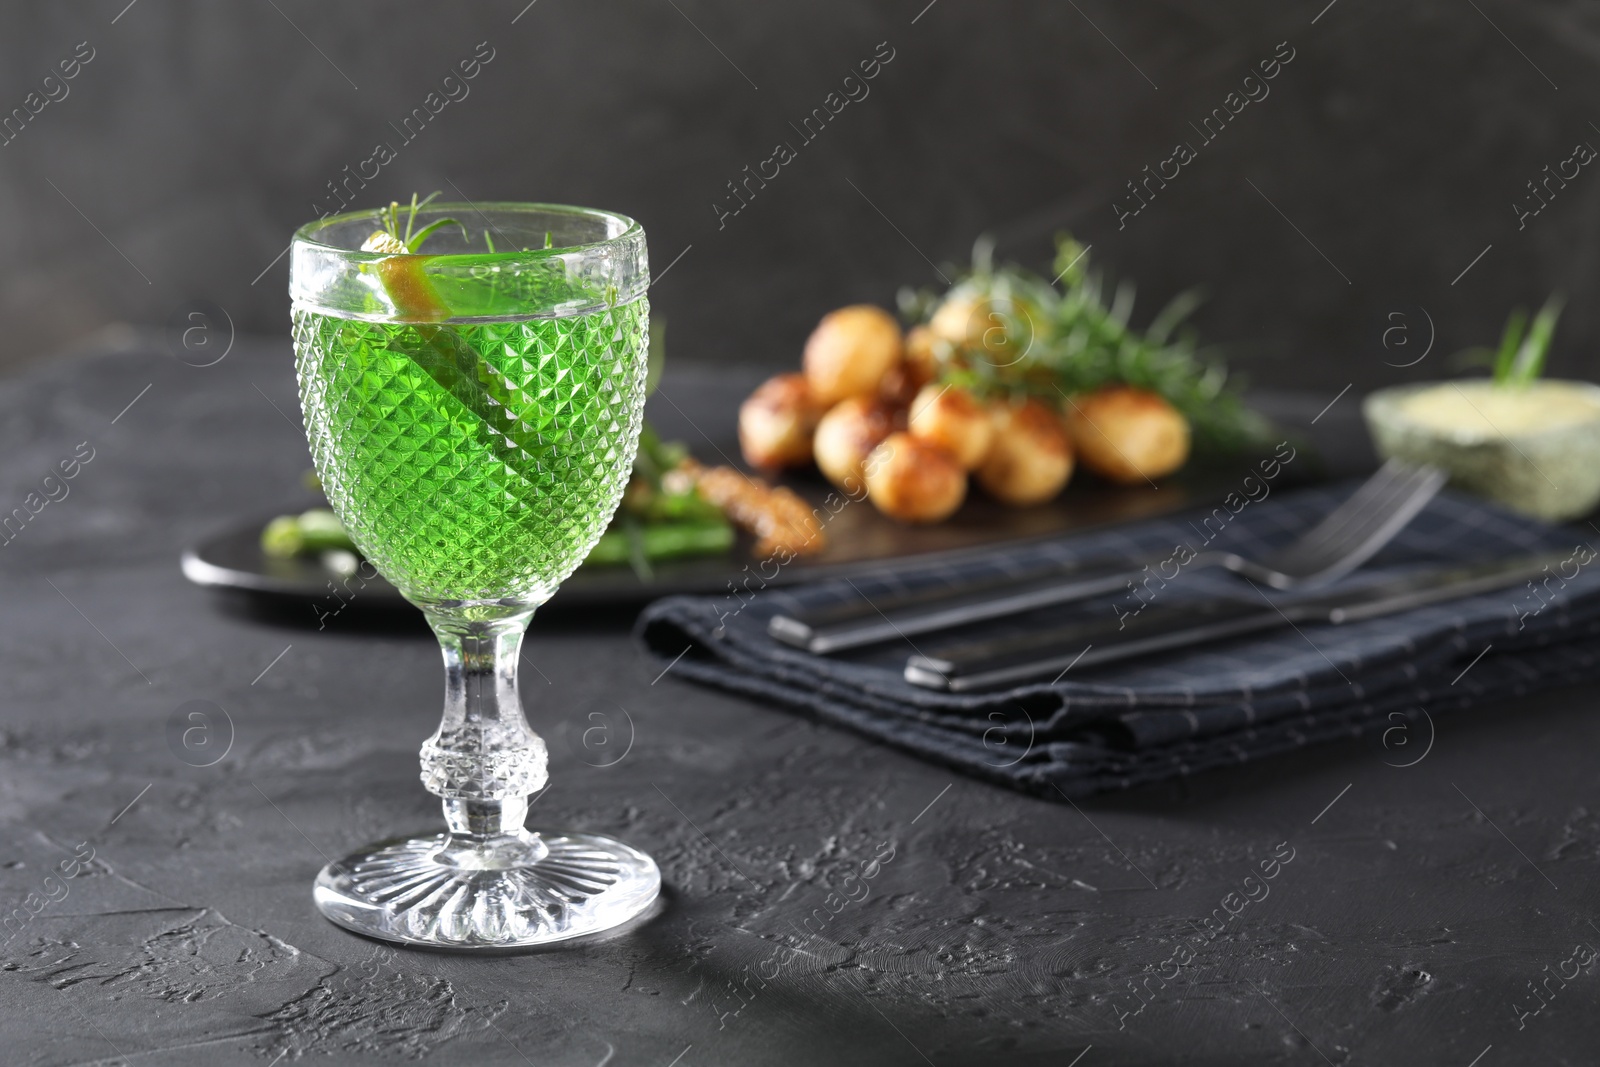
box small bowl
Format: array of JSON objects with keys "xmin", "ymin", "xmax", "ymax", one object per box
[{"xmin": 1363, "ymin": 379, "xmax": 1600, "ymax": 521}]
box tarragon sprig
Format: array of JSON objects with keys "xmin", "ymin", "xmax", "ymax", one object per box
[
  {"xmin": 369, "ymin": 191, "xmax": 465, "ymax": 253},
  {"xmin": 358, "ymin": 194, "xmax": 557, "ymax": 484}
]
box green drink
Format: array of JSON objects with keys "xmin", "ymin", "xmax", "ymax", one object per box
[
  {"xmin": 290, "ymin": 201, "xmax": 661, "ymax": 948},
  {"xmin": 293, "ymin": 303, "xmax": 648, "ymax": 604}
]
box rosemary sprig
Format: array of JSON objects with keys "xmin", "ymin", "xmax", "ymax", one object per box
[{"xmin": 899, "ymin": 235, "xmax": 1269, "ymax": 451}]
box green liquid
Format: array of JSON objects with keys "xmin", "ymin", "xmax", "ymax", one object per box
[{"xmin": 293, "ymin": 301, "xmax": 648, "ymax": 604}]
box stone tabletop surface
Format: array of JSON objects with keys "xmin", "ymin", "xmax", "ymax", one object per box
[{"xmin": 1, "ymin": 337, "xmax": 1597, "ymax": 1066}]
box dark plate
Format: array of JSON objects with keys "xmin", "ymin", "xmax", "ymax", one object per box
[{"xmin": 181, "ymin": 455, "xmax": 1310, "ymax": 613}]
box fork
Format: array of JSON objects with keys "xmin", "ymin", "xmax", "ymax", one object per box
[
  {"xmin": 767, "ymin": 458, "xmax": 1449, "ymax": 654},
  {"xmin": 1179, "ymin": 457, "xmax": 1448, "ymax": 589}
]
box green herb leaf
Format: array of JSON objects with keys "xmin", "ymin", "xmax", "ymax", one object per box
[
  {"xmin": 1485, "ymin": 295, "xmax": 1562, "ymax": 388},
  {"xmin": 406, "ymin": 217, "xmax": 466, "ymax": 253},
  {"xmin": 1491, "ymin": 307, "xmax": 1529, "ymax": 385},
  {"xmin": 375, "ymin": 191, "xmax": 464, "ymax": 252},
  {"xmin": 1512, "ymin": 294, "xmax": 1563, "ymax": 387},
  {"xmin": 402, "ymin": 192, "xmax": 440, "ymax": 244}
]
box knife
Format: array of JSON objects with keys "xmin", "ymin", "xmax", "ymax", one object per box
[
  {"xmin": 767, "ymin": 556, "xmax": 1140, "ymax": 654},
  {"xmin": 903, "ymin": 552, "xmax": 1564, "ymax": 692}
]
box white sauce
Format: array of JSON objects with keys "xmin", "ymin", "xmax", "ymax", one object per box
[{"xmin": 1398, "ymin": 381, "xmax": 1600, "ymax": 439}]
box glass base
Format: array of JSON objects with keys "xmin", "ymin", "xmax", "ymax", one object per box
[{"xmin": 313, "ymin": 828, "xmax": 661, "ymax": 948}]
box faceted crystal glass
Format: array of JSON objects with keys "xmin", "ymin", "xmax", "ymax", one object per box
[{"xmin": 289, "ymin": 203, "xmax": 658, "ymax": 948}]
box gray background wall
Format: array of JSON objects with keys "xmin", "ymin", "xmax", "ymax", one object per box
[{"xmin": 1, "ymin": 0, "xmax": 1597, "ymax": 397}]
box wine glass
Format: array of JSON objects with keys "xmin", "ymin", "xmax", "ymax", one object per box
[{"xmin": 288, "ymin": 201, "xmax": 658, "ymax": 948}]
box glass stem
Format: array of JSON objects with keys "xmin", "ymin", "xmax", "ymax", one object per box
[{"xmin": 419, "ymin": 608, "xmax": 547, "ymax": 841}]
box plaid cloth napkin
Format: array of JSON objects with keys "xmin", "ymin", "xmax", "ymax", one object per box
[{"xmin": 636, "ymin": 484, "xmax": 1600, "ymax": 798}]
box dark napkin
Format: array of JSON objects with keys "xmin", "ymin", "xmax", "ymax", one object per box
[{"xmin": 636, "ymin": 484, "xmax": 1600, "ymax": 798}]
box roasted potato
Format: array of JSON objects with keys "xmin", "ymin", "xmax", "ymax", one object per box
[
  {"xmin": 803, "ymin": 305, "xmax": 903, "ymax": 406},
  {"xmin": 927, "ymin": 290, "xmax": 988, "ymax": 348},
  {"xmin": 877, "ymin": 364, "xmax": 920, "ymax": 408},
  {"xmin": 927, "ymin": 289, "xmax": 1042, "ymax": 366},
  {"xmin": 1063, "ymin": 386, "xmax": 1190, "ymax": 484},
  {"xmin": 739, "ymin": 373, "xmax": 823, "ymax": 469},
  {"xmin": 864, "ymin": 432, "xmax": 967, "ymax": 523},
  {"xmin": 908, "ymin": 383, "xmax": 994, "ymax": 470},
  {"xmin": 813, "ymin": 396, "xmax": 899, "ymax": 494},
  {"xmin": 977, "ymin": 399, "xmax": 1074, "ymax": 506},
  {"xmin": 879, "ymin": 325, "xmax": 941, "ymax": 406},
  {"xmin": 904, "ymin": 324, "xmax": 939, "ymax": 380}
]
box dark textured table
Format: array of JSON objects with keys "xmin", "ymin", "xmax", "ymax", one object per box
[{"xmin": 2, "ymin": 338, "xmax": 1597, "ymax": 1066}]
